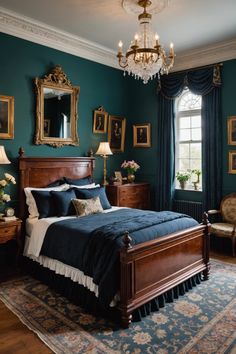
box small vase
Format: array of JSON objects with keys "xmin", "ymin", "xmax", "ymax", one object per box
[
  {"xmin": 179, "ymin": 180, "xmax": 186, "ymax": 189},
  {"xmin": 127, "ymin": 174, "xmax": 135, "ymax": 183}
]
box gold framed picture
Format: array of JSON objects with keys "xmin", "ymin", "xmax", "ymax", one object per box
[
  {"xmin": 228, "ymin": 116, "xmax": 236, "ymax": 145},
  {"xmin": 0, "ymin": 95, "xmax": 14, "ymax": 139},
  {"xmin": 229, "ymin": 151, "xmax": 236, "ymax": 174},
  {"xmin": 108, "ymin": 115, "xmax": 126, "ymax": 152},
  {"xmin": 44, "ymin": 119, "xmax": 50, "ymax": 137},
  {"xmin": 93, "ymin": 109, "xmax": 108, "ymax": 134},
  {"xmin": 133, "ymin": 123, "xmax": 151, "ymax": 148}
]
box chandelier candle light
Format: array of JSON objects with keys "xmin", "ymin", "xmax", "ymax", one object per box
[{"xmin": 117, "ymin": 0, "xmax": 175, "ymax": 84}]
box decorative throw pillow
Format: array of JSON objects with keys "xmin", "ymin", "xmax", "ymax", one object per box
[
  {"xmin": 24, "ymin": 184, "xmax": 69, "ymax": 218},
  {"xmin": 64, "ymin": 175, "xmax": 93, "ymax": 186},
  {"xmin": 51, "ymin": 188, "xmax": 77, "ymax": 216},
  {"xmin": 74, "ymin": 186, "xmax": 111, "ymax": 210},
  {"xmin": 31, "ymin": 190, "xmax": 56, "ymax": 219},
  {"xmin": 72, "ymin": 196, "xmax": 103, "ymax": 217}
]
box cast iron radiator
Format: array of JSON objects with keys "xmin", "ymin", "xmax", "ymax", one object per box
[{"xmin": 173, "ymin": 200, "xmax": 203, "ymax": 223}]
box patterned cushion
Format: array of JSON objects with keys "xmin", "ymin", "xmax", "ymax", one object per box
[
  {"xmin": 211, "ymin": 223, "xmax": 235, "ymax": 237},
  {"xmin": 221, "ymin": 196, "xmax": 236, "ymax": 223},
  {"xmin": 72, "ymin": 196, "xmax": 103, "ymax": 217}
]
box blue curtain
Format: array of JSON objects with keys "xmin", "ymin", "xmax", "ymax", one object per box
[{"xmin": 156, "ymin": 65, "xmax": 222, "ymax": 211}]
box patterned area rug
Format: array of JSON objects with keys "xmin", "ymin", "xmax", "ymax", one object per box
[{"xmin": 0, "ymin": 260, "xmax": 236, "ymax": 354}]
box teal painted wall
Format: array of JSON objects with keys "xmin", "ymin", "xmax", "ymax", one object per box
[
  {"xmin": 0, "ymin": 33, "xmax": 134, "ymax": 208},
  {"xmin": 0, "ymin": 32, "xmax": 235, "ymax": 211},
  {"xmin": 125, "ymin": 60, "xmax": 236, "ymax": 208}
]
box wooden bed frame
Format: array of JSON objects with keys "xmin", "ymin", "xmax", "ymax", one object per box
[{"xmin": 18, "ymin": 149, "xmax": 211, "ymax": 328}]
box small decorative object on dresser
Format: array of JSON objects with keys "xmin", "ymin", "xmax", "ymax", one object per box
[
  {"xmin": 121, "ymin": 160, "xmax": 140, "ymax": 183},
  {"xmin": 0, "ymin": 218, "xmax": 22, "ymax": 264},
  {"xmin": 106, "ymin": 182, "xmax": 150, "ymax": 209}
]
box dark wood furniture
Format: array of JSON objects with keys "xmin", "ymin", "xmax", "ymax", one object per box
[
  {"xmin": 18, "ymin": 151, "xmax": 210, "ymax": 328},
  {"xmin": 106, "ymin": 183, "xmax": 150, "ymax": 209},
  {"xmin": 0, "ymin": 219, "xmax": 22, "ymax": 264}
]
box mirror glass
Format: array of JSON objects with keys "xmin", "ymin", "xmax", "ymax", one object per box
[{"xmin": 35, "ymin": 66, "xmax": 80, "ymax": 147}]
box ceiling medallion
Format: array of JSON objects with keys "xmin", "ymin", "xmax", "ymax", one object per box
[
  {"xmin": 118, "ymin": 0, "xmax": 175, "ymax": 84},
  {"xmin": 122, "ymin": 0, "xmax": 170, "ymax": 15}
]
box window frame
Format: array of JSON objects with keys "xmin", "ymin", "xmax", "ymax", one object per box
[{"xmin": 175, "ymin": 89, "xmax": 202, "ymax": 191}]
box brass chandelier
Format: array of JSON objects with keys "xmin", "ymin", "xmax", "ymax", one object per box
[{"xmin": 117, "ymin": 0, "xmax": 175, "ymax": 84}]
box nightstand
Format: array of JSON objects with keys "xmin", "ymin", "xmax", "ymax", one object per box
[
  {"xmin": 106, "ymin": 183, "xmax": 150, "ymax": 209},
  {"xmin": 0, "ymin": 219, "xmax": 22, "ymax": 265}
]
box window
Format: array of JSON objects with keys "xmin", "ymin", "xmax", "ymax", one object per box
[{"xmin": 175, "ymin": 89, "xmax": 202, "ymax": 190}]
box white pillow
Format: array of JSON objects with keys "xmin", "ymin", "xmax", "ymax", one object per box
[
  {"xmin": 69, "ymin": 183, "xmax": 100, "ymax": 189},
  {"xmin": 24, "ymin": 183, "xmax": 69, "ymax": 218}
]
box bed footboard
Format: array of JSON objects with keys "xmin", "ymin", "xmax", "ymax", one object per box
[{"xmin": 119, "ymin": 213, "xmax": 210, "ymax": 328}]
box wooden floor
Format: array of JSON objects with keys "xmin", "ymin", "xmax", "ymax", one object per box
[{"xmin": 0, "ymin": 251, "xmax": 235, "ymax": 354}]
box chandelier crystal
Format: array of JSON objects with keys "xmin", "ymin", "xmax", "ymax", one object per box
[{"xmin": 117, "ymin": 0, "xmax": 175, "ymax": 84}]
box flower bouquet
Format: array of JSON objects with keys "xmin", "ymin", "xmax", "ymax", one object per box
[
  {"xmin": 0, "ymin": 173, "xmax": 16, "ymax": 205},
  {"xmin": 121, "ymin": 160, "xmax": 140, "ymax": 183}
]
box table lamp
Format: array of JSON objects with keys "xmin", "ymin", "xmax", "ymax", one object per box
[
  {"xmin": 95, "ymin": 142, "xmax": 113, "ymax": 186},
  {"xmin": 0, "ymin": 146, "xmax": 10, "ymax": 164}
]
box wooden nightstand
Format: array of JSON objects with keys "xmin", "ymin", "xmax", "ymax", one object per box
[
  {"xmin": 0, "ymin": 219, "xmax": 22, "ymax": 264},
  {"xmin": 106, "ymin": 183, "xmax": 150, "ymax": 209}
]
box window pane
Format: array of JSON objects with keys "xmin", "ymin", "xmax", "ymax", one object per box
[
  {"xmin": 190, "ymin": 159, "xmax": 201, "ymax": 170},
  {"xmin": 179, "ymin": 144, "xmax": 189, "ymax": 158},
  {"xmin": 178, "ymin": 92, "xmax": 202, "ymax": 111},
  {"xmin": 179, "ymin": 129, "xmax": 191, "ymax": 141},
  {"xmin": 191, "ymin": 128, "xmax": 201, "ymax": 140},
  {"xmin": 179, "ymin": 159, "xmax": 190, "ymax": 171},
  {"xmin": 190, "ymin": 143, "xmax": 201, "ymax": 158},
  {"xmin": 179, "ymin": 116, "xmax": 190, "ymax": 129},
  {"xmin": 191, "ymin": 115, "xmax": 201, "ymax": 128}
]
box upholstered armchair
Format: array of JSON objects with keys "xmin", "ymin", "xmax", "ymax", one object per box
[{"xmin": 208, "ymin": 193, "xmax": 236, "ymax": 257}]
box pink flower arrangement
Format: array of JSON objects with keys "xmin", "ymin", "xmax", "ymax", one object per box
[{"xmin": 121, "ymin": 160, "xmax": 140, "ymax": 174}]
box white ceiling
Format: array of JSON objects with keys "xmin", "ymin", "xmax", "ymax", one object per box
[{"xmin": 0, "ymin": 0, "xmax": 236, "ymax": 71}]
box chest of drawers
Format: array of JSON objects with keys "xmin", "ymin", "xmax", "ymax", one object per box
[{"xmin": 106, "ymin": 183, "xmax": 150, "ymax": 210}]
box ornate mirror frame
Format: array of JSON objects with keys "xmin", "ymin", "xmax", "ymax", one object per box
[{"xmin": 35, "ymin": 65, "xmax": 80, "ymax": 147}]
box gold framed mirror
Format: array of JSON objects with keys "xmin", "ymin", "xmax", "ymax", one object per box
[{"xmin": 35, "ymin": 65, "xmax": 80, "ymax": 147}]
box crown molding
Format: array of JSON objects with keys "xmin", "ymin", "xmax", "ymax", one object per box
[
  {"xmin": 172, "ymin": 38, "xmax": 236, "ymax": 72},
  {"xmin": 0, "ymin": 6, "xmax": 118, "ymax": 69},
  {"xmin": 0, "ymin": 6, "xmax": 235, "ymax": 73}
]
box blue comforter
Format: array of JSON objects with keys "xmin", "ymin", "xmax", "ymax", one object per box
[{"xmin": 40, "ymin": 209, "xmax": 198, "ymax": 307}]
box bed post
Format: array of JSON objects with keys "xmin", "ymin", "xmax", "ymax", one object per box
[
  {"xmin": 202, "ymin": 212, "xmax": 211, "ymax": 281},
  {"xmin": 119, "ymin": 231, "xmax": 133, "ymax": 328}
]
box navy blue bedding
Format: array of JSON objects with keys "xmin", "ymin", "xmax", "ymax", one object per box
[{"xmin": 40, "ymin": 209, "xmax": 198, "ymax": 307}]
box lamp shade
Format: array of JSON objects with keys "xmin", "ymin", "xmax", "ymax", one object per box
[
  {"xmin": 0, "ymin": 146, "xmax": 10, "ymax": 164},
  {"xmin": 95, "ymin": 142, "xmax": 113, "ymax": 156}
]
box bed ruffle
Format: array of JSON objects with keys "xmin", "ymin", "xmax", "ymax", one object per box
[{"xmin": 23, "ymin": 257, "xmax": 202, "ymax": 323}]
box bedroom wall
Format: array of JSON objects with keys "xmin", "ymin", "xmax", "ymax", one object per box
[
  {"xmin": 0, "ymin": 32, "xmax": 235, "ymax": 212},
  {"xmin": 0, "ymin": 32, "xmax": 135, "ymax": 209},
  {"xmin": 127, "ymin": 59, "xmax": 236, "ymax": 208}
]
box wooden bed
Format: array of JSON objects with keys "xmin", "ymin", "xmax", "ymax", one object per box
[{"xmin": 18, "ymin": 150, "xmax": 211, "ymax": 328}]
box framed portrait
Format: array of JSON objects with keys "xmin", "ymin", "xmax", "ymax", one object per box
[
  {"xmin": 228, "ymin": 116, "xmax": 236, "ymax": 145},
  {"xmin": 229, "ymin": 151, "xmax": 236, "ymax": 174},
  {"xmin": 108, "ymin": 115, "xmax": 126, "ymax": 152},
  {"xmin": 0, "ymin": 95, "xmax": 14, "ymax": 139},
  {"xmin": 44, "ymin": 119, "xmax": 50, "ymax": 137},
  {"xmin": 133, "ymin": 123, "xmax": 151, "ymax": 148},
  {"xmin": 114, "ymin": 171, "xmax": 122, "ymax": 182},
  {"xmin": 93, "ymin": 109, "xmax": 108, "ymax": 134}
]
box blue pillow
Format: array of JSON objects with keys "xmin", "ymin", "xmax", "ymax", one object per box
[
  {"xmin": 63, "ymin": 176, "xmax": 93, "ymax": 186},
  {"xmin": 51, "ymin": 189, "xmax": 76, "ymax": 216},
  {"xmin": 74, "ymin": 186, "xmax": 111, "ymax": 210},
  {"xmin": 31, "ymin": 190, "xmax": 56, "ymax": 219},
  {"xmin": 47, "ymin": 179, "xmax": 65, "ymax": 187}
]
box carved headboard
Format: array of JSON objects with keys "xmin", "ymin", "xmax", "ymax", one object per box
[{"xmin": 18, "ymin": 149, "xmax": 95, "ymax": 220}]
